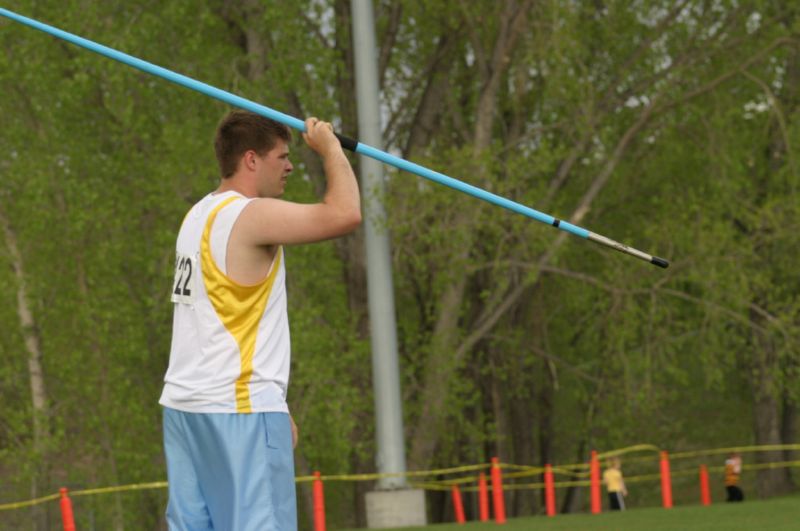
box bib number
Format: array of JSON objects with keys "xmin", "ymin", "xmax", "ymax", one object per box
[{"xmin": 171, "ymin": 253, "xmax": 197, "ymax": 304}]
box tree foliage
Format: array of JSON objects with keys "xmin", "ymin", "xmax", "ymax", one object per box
[{"xmin": 0, "ymin": 0, "xmax": 797, "ymax": 528}]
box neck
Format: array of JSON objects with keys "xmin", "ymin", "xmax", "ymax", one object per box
[{"xmin": 216, "ymin": 175, "xmax": 256, "ymax": 197}]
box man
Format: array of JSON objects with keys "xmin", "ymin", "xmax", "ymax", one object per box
[
  {"xmin": 603, "ymin": 457, "xmax": 628, "ymax": 511},
  {"xmin": 159, "ymin": 110, "xmax": 361, "ymax": 530},
  {"xmin": 725, "ymin": 452, "xmax": 744, "ymax": 502}
]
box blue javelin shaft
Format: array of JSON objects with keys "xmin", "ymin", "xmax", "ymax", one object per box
[{"xmin": 0, "ymin": 7, "xmax": 668, "ymax": 268}]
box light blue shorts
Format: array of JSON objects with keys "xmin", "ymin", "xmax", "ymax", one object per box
[{"xmin": 163, "ymin": 408, "xmax": 297, "ymax": 530}]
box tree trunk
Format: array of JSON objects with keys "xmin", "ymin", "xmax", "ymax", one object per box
[
  {"xmin": 749, "ymin": 321, "xmax": 794, "ymax": 497},
  {"xmin": 408, "ymin": 0, "xmax": 532, "ymax": 471},
  {"xmin": 752, "ymin": 380, "xmax": 793, "ymax": 497},
  {"xmin": 508, "ymin": 383, "xmax": 537, "ymax": 516},
  {"xmin": 1, "ymin": 206, "xmax": 50, "ymax": 530},
  {"xmin": 748, "ymin": 30, "xmax": 798, "ymax": 498},
  {"xmin": 75, "ymin": 252, "xmax": 126, "ymax": 531},
  {"xmin": 408, "ymin": 275, "xmax": 469, "ymax": 469},
  {"xmin": 781, "ymin": 392, "xmax": 796, "ymax": 486},
  {"xmin": 403, "ymin": 35, "xmax": 455, "ymax": 157},
  {"xmin": 559, "ymin": 440, "xmax": 586, "ymax": 514},
  {"xmin": 537, "ymin": 358, "xmax": 556, "ymax": 513}
]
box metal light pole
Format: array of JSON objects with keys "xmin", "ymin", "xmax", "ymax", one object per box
[
  {"xmin": 351, "ymin": 1, "xmax": 427, "ymax": 526},
  {"xmin": 350, "ymin": 0, "xmax": 407, "ymax": 491}
]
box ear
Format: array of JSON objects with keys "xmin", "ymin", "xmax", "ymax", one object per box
[{"xmin": 243, "ymin": 150, "xmax": 258, "ymax": 171}]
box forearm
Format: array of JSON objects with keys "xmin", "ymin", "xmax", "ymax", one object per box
[
  {"xmin": 303, "ymin": 116, "xmax": 361, "ymax": 230},
  {"xmin": 322, "ymin": 149, "xmax": 361, "ymax": 220}
]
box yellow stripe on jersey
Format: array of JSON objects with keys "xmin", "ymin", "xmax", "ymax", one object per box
[{"xmin": 200, "ymin": 197, "xmax": 282, "ymax": 413}]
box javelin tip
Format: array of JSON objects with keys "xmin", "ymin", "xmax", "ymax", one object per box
[{"xmin": 651, "ymin": 256, "xmax": 669, "ymax": 269}]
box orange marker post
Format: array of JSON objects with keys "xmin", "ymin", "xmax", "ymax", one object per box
[
  {"xmin": 313, "ymin": 471, "xmax": 326, "ymax": 531},
  {"xmin": 478, "ymin": 472, "xmax": 489, "ymax": 522},
  {"xmin": 491, "ymin": 457, "xmax": 507, "ymax": 524},
  {"xmin": 590, "ymin": 451, "xmax": 601, "ymax": 514},
  {"xmin": 660, "ymin": 451, "xmax": 673, "ymax": 509},
  {"xmin": 699, "ymin": 464, "xmax": 711, "ymax": 506},
  {"xmin": 544, "ymin": 464, "xmax": 556, "ymax": 517},
  {"xmin": 60, "ymin": 488, "xmax": 76, "ymax": 531},
  {"xmin": 451, "ymin": 485, "xmax": 466, "ymax": 524}
]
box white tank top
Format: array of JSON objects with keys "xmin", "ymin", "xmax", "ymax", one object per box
[{"xmin": 159, "ymin": 191, "xmax": 290, "ymax": 413}]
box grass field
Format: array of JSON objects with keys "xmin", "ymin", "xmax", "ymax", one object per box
[{"xmin": 357, "ymin": 495, "xmax": 800, "ymax": 530}]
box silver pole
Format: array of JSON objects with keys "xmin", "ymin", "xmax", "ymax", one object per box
[{"xmin": 351, "ymin": 0, "xmax": 408, "ymax": 489}]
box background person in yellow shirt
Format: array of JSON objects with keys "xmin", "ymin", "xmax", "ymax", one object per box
[{"xmin": 603, "ymin": 457, "xmax": 628, "ymax": 510}]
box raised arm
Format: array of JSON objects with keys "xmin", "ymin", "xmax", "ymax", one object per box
[{"xmin": 236, "ymin": 117, "xmax": 361, "ymax": 246}]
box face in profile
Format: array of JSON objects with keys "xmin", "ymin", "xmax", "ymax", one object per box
[{"xmin": 255, "ymin": 140, "xmax": 293, "ymax": 198}]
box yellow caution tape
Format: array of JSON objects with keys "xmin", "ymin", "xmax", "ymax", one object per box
[
  {"xmin": 0, "ymin": 481, "xmax": 170, "ymax": 511},
  {"xmin": 406, "ymin": 460, "xmax": 800, "ymax": 493},
  {"xmin": 741, "ymin": 459, "xmax": 800, "ymax": 472},
  {"xmin": 300, "ymin": 462, "xmax": 491, "ymax": 483},
  {"xmin": 670, "ymin": 444, "xmax": 800, "ymax": 460},
  {"xmin": 70, "ymin": 481, "xmax": 168, "ymax": 497},
  {"xmin": 598, "ymin": 444, "xmax": 662, "ymax": 459},
  {"xmin": 0, "ymin": 493, "xmax": 60, "ymax": 511},
  {"xmin": 548, "ymin": 466, "xmax": 592, "ymax": 478},
  {"xmin": 4, "ymin": 446, "xmax": 800, "ymax": 510}
]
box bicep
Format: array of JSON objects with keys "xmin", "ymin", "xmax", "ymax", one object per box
[{"xmin": 235, "ymin": 198, "xmax": 358, "ymax": 246}]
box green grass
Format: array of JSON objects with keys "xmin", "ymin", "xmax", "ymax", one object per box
[{"xmin": 356, "ymin": 495, "xmax": 800, "ymax": 530}]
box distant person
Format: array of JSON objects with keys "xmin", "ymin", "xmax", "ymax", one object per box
[
  {"xmin": 725, "ymin": 452, "xmax": 744, "ymax": 502},
  {"xmin": 603, "ymin": 457, "xmax": 628, "ymax": 511}
]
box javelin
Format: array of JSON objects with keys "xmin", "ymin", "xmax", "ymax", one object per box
[{"xmin": 0, "ymin": 7, "xmax": 668, "ymax": 268}]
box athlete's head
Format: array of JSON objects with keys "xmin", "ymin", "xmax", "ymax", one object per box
[{"xmin": 214, "ymin": 111, "xmax": 292, "ymax": 178}]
